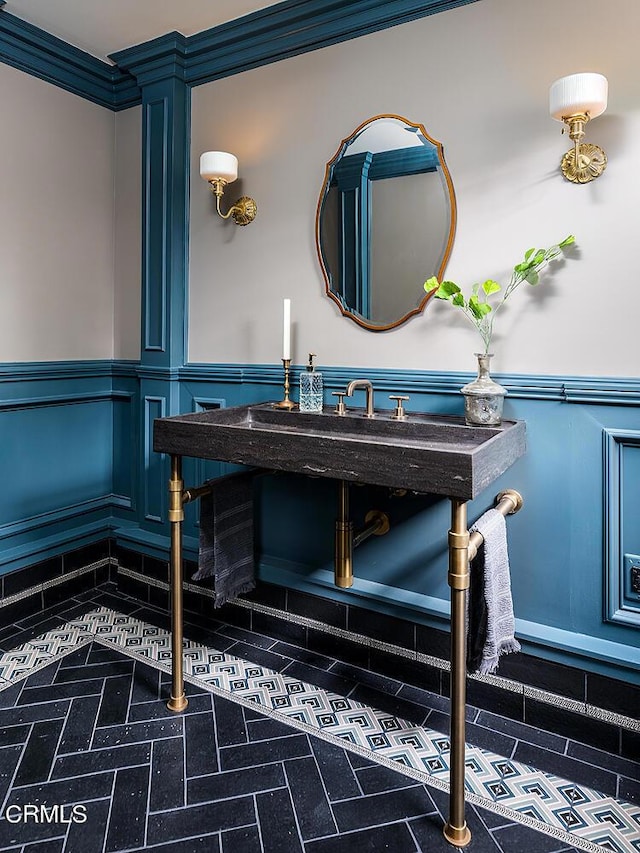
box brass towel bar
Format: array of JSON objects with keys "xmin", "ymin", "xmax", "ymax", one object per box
[
  {"xmin": 182, "ymin": 467, "xmax": 274, "ymax": 505},
  {"xmin": 468, "ymin": 489, "xmax": 523, "ymax": 561},
  {"xmin": 165, "ymin": 454, "xmax": 523, "ymax": 848}
]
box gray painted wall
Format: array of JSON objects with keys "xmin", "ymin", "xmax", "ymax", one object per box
[
  {"xmin": 114, "ymin": 106, "xmax": 142, "ymax": 361},
  {"xmin": 189, "ymin": 0, "xmax": 638, "ymax": 377},
  {"xmin": 3, "ymin": 0, "xmax": 637, "ymax": 374},
  {"xmin": 0, "ymin": 63, "xmax": 116, "ymax": 361}
]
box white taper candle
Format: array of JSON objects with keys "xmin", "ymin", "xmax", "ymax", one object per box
[{"xmin": 283, "ymin": 298, "xmax": 291, "ymax": 360}]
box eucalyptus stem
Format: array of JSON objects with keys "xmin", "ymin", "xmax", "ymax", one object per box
[{"xmin": 425, "ymin": 235, "xmax": 575, "ymax": 354}]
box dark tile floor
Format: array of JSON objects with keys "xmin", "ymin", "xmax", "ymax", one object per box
[{"xmin": 1, "ymin": 582, "xmax": 635, "ymax": 852}]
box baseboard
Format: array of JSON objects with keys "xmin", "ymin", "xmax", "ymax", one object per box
[{"xmin": 0, "ymin": 539, "xmax": 114, "ymax": 624}]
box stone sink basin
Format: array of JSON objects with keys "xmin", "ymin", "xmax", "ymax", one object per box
[{"xmin": 153, "ymin": 403, "xmax": 525, "ymax": 500}]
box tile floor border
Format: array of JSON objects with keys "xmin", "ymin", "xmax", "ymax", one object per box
[
  {"xmin": 1, "ymin": 604, "xmax": 638, "ymax": 853},
  {"xmin": 119, "ymin": 564, "xmax": 640, "ymax": 734}
]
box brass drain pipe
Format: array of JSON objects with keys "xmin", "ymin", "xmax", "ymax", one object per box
[
  {"xmin": 335, "ymin": 480, "xmax": 354, "ymax": 588},
  {"xmin": 335, "ymin": 480, "xmax": 390, "ymax": 588}
]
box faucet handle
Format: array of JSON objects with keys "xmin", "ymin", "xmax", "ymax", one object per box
[
  {"xmin": 332, "ymin": 391, "xmax": 347, "ymax": 415},
  {"xmin": 389, "ymin": 395, "xmax": 409, "ymax": 420}
]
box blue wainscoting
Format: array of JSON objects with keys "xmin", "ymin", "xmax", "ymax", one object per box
[
  {"xmin": 170, "ymin": 364, "xmax": 640, "ymax": 684},
  {"xmin": 0, "ymin": 360, "xmax": 138, "ymax": 574},
  {"xmin": 1, "ymin": 359, "xmax": 639, "ymax": 683}
]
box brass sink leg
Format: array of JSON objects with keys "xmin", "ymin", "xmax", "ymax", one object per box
[
  {"xmin": 167, "ymin": 454, "xmax": 188, "ymax": 713},
  {"xmin": 444, "ymin": 498, "xmax": 471, "ymax": 847},
  {"xmin": 335, "ymin": 480, "xmax": 354, "ymax": 588}
]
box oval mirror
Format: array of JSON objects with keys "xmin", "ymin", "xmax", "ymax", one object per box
[{"xmin": 316, "ymin": 114, "xmax": 456, "ymax": 331}]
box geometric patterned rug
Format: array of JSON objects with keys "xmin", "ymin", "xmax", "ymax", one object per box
[{"xmin": 1, "ymin": 606, "xmax": 638, "ymax": 853}]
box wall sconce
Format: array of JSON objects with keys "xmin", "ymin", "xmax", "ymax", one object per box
[
  {"xmin": 549, "ymin": 72, "xmax": 608, "ymax": 183},
  {"xmin": 199, "ymin": 151, "xmax": 257, "ymax": 225}
]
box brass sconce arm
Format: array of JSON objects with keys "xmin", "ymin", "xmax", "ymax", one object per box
[
  {"xmin": 559, "ymin": 112, "xmax": 607, "ymax": 184},
  {"xmin": 208, "ymin": 178, "xmax": 257, "ymax": 226}
]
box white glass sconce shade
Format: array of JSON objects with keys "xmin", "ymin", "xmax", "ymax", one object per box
[
  {"xmin": 549, "ymin": 72, "xmax": 608, "ymax": 121},
  {"xmin": 200, "ymin": 151, "xmax": 238, "ymax": 184}
]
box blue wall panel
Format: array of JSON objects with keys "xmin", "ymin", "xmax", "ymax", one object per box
[
  {"xmin": 143, "ymin": 97, "xmax": 169, "ymax": 354},
  {"xmin": 0, "ymin": 362, "xmax": 139, "ymax": 574},
  {"xmin": 2, "ymin": 398, "xmax": 112, "ymax": 523},
  {"xmin": 621, "ymin": 439, "xmax": 640, "ymax": 613},
  {"xmin": 143, "ymin": 396, "xmax": 166, "ymax": 523},
  {"xmin": 605, "ymin": 428, "xmax": 640, "ymax": 628},
  {"xmin": 112, "ymin": 393, "xmax": 136, "ymax": 507}
]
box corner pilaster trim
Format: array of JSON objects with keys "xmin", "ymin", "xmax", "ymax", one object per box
[{"xmin": 109, "ymin": 31, "xmax": 188, "ymax": 88}]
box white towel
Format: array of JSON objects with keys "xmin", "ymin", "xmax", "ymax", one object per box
[{"xmin": 467, "ymin": 508, "xmax": 520, "ymax": 675}]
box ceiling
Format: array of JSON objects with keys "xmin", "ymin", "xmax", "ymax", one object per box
[{"xmin": 3, "ymin": 0, "xmax": 277, "ymax": 62}]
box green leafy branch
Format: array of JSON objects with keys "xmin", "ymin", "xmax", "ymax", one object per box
[{"xmin": 424, "ymin": 235, "xmax": 575, "ymax": 354}]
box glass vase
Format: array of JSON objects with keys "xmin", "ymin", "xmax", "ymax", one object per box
[{"xmin": 460, "ymin": 353, "xmax": 506, "ymax": 426}]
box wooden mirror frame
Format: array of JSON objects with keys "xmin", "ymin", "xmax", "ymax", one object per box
[{"xmin": 315, "ymin": 114, "xmax": 457, "ymax": 332}]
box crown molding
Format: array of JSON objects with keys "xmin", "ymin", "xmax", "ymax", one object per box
[
  {"xmin": 2, "ymin": 0, "xmax": 479, "ymax": 107},
  {"xmin": 0, "ymin": 5, "xmax": 139, "ymax": 109},
  {"xmin": 184, "ymin": 0, "xmax": 480, "ymax": 86}
]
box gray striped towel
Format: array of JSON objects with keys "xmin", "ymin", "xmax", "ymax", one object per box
[
  {"xmin": 467, "ymin": 508, "xmax": 520, "ymax": 675},
  {"xmin": 192, "ymin": 471, "xmax": 255, "ymax": 607}
]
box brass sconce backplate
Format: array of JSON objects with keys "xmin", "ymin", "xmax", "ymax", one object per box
[
  {"xmin": 561, "ymin": 143, "xmax": 607, "ymax": 184},
  {"xmin": 231, "ymin": 196, "xmax": 258, "ymax": 226}
]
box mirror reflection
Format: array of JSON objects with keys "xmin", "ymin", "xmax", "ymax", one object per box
[{"xmin": 316, "ymin": 114, "xmax": 456, "ymax": 331}]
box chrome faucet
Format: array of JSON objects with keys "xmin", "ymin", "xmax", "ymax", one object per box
[{"xmin": 345, "ymin": 379, "xmax": 375, "ymax": 418}]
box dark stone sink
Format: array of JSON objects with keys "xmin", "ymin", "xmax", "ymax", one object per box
[{"xmin": 154, "ymin": 403, "xmax": 525, "ymax": 499}]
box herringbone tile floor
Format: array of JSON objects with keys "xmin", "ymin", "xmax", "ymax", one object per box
[
  {"xmin": 0, "ymin": 584, "xmax": 640, "ymax": 853},
  {"xmin": 0, "ymin": 638, "xmax": 582, "ymax": 853}
]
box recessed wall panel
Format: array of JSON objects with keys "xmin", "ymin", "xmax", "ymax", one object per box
[{"xmin": 143, "ymin": 98, "xmax": 168, "ymax": 353}]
